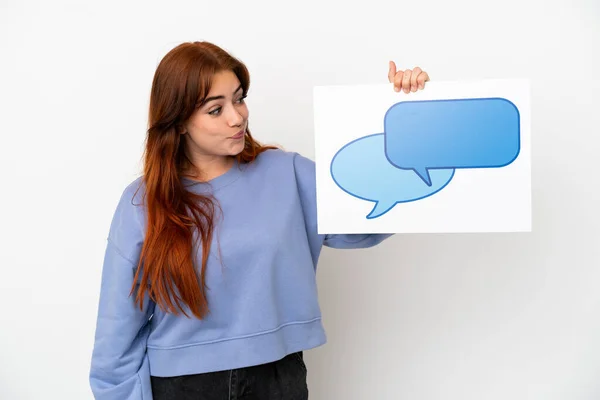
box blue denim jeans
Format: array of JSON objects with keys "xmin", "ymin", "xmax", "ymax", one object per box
[{"xmin": 150, "ymin": 352, "xmax": 309, "ymax": 400}]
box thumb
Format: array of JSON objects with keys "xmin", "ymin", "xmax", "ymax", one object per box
[{"xmin": 388, "ymin": 61, "xmax": 396, "ymax": 83}]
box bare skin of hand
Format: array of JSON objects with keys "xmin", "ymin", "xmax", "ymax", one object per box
[{"xmin": 388, "ymin": 61, "xmax": 430, "ymax": 94}]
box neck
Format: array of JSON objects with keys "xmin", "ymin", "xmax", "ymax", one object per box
[{"xmin": 182, "ymin": 155, "xmax": 235, "ymax": 182}]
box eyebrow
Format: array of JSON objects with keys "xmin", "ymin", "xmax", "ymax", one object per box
[{"xmin": 202, "ymin": 84, "xmax": 244, "ymax": 105}]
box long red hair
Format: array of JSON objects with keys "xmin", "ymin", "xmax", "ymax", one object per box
[{"xmin": 131, "ymin": 41, "xmax": 275, "ymax": 319}]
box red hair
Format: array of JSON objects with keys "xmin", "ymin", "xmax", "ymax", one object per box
[{"xmin": 131, "ymin": 41, "xmax": 276, "ymax": 319}]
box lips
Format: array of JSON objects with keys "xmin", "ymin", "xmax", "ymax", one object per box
[{"xmin": 231, "ymin": 129, "xmax": 245, "ymax": 139}]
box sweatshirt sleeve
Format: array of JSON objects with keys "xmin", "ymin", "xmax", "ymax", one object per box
[
  {"xmin": 89, "ymin": 181, "xmax": 155, "ymax": 400},
  {"xmin": 292, "ymin": 152, "xmax": 393, "ymax": 250}
]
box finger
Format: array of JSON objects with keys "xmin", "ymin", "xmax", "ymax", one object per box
[
  {"xmin": 388, "ymin": 61, "xmax": 396, "ymax": 83},
  {"xmin": 411, "ymin": 67, "xmax": 422, "ymax": 92},
  {"xmin": 417, "ymin": 71, "xmax": 430, "ymax": 89},
  {"xmin": 402, "ymin": 69, "xmax": 412, "ymax": 93},
  {"xmin": 393, "ymin": 70, "xmax": 404, "ymax": 92}
]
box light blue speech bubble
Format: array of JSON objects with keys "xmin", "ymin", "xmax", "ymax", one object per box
[
  {"xmin": 384, "ymin": 98, "xmax": 520, "ymax": 186},
  {"xmin": 330, "ymin": 133, "xmax": 455, "ymax": 219}
]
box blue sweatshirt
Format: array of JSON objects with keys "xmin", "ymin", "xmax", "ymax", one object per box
[{"xmin": 89, "ymin": 149, "xmax": 392, "ymax": 399}]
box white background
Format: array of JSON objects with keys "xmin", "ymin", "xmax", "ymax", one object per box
[
  {"xmin": 314, "ymin": 79, "xmax": 532, "ymax": 233},
  {"xmin": 1, "ymin": 0, "xmax": 599, "ymax": 399}
]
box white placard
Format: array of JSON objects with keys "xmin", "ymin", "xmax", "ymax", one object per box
[{"xmin": 314, "ymin": 79, "xmax": 531, "ymax": 234}]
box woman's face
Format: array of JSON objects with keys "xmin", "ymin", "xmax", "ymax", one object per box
[{"xmin": 182, "ymin": 70, "xmax": 249, "ymax": 161}]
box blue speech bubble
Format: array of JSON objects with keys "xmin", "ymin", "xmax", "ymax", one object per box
[
  {"xmin": 330, "ymin": 133, "xmax": 455, "ymax": 219},
  {"xmin": 384, "ymin": 98, "xmax": 520, "ymax": 186}
]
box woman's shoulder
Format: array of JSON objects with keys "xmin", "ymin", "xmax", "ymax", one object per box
[
  {"xmin": 108, "ymin": 177, "xmax": 147, "ymax": 237},
  {"xmin": 255, "ymin": 147, "xmax": 294, "ymax": 163},
  {"xmin": 254, "ymin": 148, "xmax": 314, "ymax": 170},
  {"xmin": 119, "ymin": 176, "xmax": 146, "ymax": 209},
  {"xmin": 249, "ymin": 148, "xmax": 315, "ymax": 192}
]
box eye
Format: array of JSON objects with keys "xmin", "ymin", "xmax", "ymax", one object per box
[{"xmin": 208, "ymin": 95, "xmax": 246, "ymax": 116}]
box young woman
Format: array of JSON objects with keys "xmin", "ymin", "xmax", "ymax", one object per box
[{"xmin": 89, "ymin": 41, "xmax": 430, "ymax": 400}]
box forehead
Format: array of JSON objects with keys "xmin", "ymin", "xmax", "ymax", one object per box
[{"xmin": 207, "ymin": 70, "xmax": 241, "ymax": 95}]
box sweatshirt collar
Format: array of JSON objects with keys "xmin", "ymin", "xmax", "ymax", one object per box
[{"xmin": 181, "ymin": 158, "xmax": 244, "ymax": 192}]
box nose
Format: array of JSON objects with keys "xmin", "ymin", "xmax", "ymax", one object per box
[{"xmin": 227, "ymin": 106, "xmax": 244, "ymax": 127}]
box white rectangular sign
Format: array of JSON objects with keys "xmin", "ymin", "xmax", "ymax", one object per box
[{"xmin": 313, "ymin": 79, "xmax": 531, "ymax": 234}]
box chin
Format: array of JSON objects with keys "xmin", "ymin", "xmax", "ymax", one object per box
[{"xmin": 229, "ymin": 138, "xmax": 246, "ymax": 155}]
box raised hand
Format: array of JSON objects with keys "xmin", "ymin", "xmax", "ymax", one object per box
[{"xmin": 388, "ymin": 61, "xmax": 430, "ymax": 94}]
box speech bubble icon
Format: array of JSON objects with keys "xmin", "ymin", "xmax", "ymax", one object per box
[
  {"xmin": 330, "ymin": 133, "xmax": 455, "ymax": 219},
  {"xmin": 384, "ymin": 97, "xmax": 520, "ymax": 186}
]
